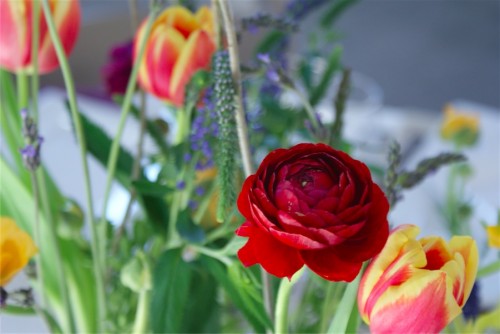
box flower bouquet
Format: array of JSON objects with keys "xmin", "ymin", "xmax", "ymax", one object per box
[{"xmin": 1, "ymin": 0, "xmax": 499, "ymax": 333}]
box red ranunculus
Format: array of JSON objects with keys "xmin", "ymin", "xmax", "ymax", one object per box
[{"xmin": 236, "ymin": 143, "xmax": 390, "ymax": 282}]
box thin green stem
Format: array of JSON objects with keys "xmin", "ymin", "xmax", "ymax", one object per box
[
  {"xmin": 287, "ymin": 85, "xmax": 321, "ymax": 133},
  {"xmin": 37, "ymin": 169, "xmax": 76, "ymax": 333},
  {"xmin": 217, "ymin": 0, "xmax": 276, "ymax": 325},
  {"xmin": 99, "ymin": 5, "xmax": 159, "ymax": 259},
  {"xmin": 274, "ymin": 269, "xmax": 304, "ymax": 334},
  {"xmin": 40, "ymin": 0, "xmax": 105, "ymax": 330},
  {"xmin": 16, "ymin": 72, "xmax": 29, "ymax": 109},
  {"xmin": 132, "ymin": 290, "xmax": 150, "ymax": 334},
  {"xmin": 319, "ymin": 282, "xmax": 339, "ymax": 333},
  {"xmin": 217, "ymin": 0, "xmax": 253, "ymax": 177},
  {"xmin": 477, "ymin": 259, "xmax": 500, "ymax": 278},
  {"xmin": 31, "ymin": 0, "xmax": 40, "ymax": 123},
  {"xmin": 30, "ymin": 172, "xmax": 46, "ymax": 309}
]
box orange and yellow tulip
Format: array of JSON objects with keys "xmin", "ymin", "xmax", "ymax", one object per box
[
  {"xmin": 134, "ymin": 5, "xmax": 215, "ymax": 106},
  {"xmin": 0, "ymin": 217, "xmax": 37, "ymax": 286},
  {"xmin": 358, "ymin": 224, "xmax": 478, "ymax": 334},
  {"xmin": 0, "ymin": 0, "xmax": 81, "ymax": 74}
]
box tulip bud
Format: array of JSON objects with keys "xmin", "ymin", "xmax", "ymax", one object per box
[
  {"xmin": 440, "ymin": 104, "xmax": 480, "ymax": 146},
  {"xmin": 0, "ymin": 0, "xmax": 81, "ymax": 74},
  {"xmin": 0, "ymin": 217, "xmax": 38, "ymax": 286},
  {"xmin": 357, "ymin": 224, "xmax": 478, "ymax": 334},
  {"xmin": 134, "ymin": 5, "xmax": 216, "ymax": 106}
]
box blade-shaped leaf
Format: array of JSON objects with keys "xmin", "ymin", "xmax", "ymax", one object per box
[
  {"xmin": 201, "ymin": 256, "xmax": 272, "ymax": 333},
  {"xmin": 150, "ymin": 248, "xmax": 192, "ymax": 333}
]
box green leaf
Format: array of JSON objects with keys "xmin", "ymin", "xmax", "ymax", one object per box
[
  {"xmin": 65, "ymin": 105, "xmax": 136, "ymax": 187},
  {"xmin": 0, "ymin": 157, "xmax": 96, "ymax": 333},
  {"xmin": 254, "ymin": 30, "xmax": 287, "ymax": 56},
  {"xmin": 150, "ymin": 249, "xmax": 192, "ymax": 333},
  {"xmin": 177, "ymin": 209, "xmax": 206, "ymax": 243},
  {"xmin": 320, "ymin": 0, "xmax": 360, "ymax": 27},
  {"xmin": 131, "ymin": 179, "xmax": 173, "ymax": 197},
  {"xmin": 309, "ymin": 46, "xmax": 343, "ymax": 106},
  {"xmin": 180, "ymin": 265, "xmax": 220, "ymax": 333},
  {"xmin": 201, "ymin": 256, "xmax": 271, "ymax": 333}
]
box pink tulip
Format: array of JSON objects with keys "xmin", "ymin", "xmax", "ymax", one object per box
[
  {"xmin": 358, "ymin": 224, "xmax": 478, "ymax": 333},
  {"xmin": 0, "ymin": 0, "xmax": 81, "ymax": 74}
]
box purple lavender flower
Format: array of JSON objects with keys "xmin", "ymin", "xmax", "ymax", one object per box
[
  {"xmin": 101, "ymin": 40, "xmax": 133, "ymax": 96},
  {"xmin": 189, "ymin": 88, "xmax": 217, "ymax": 171}
]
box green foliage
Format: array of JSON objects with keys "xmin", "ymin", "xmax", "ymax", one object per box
[
  {"xmin": 201, "ymin": 256, "xmax": 272, "ymax": 333},
  {"xmin": 309, "ymin": 46, "xmax": 343, "ymax": 106},
  {"xmin": 150, "ymin": 249, "xmax": 219, "ymax": 333},
  {"xmin": 321, "ymin": 0, "xmax": 360, "ymax": 27},
  {"xmin": 330, "ymin": 68, "xmax": 351, "ymax": 146},
  {"xmin": 0, "ymin": 157, "xmax": 97, "ymax": 333},
  {"xmin": 65, "ymin": 106, "xmax": 169, "ymax": 233},
  {"xmin": 398, "ymin": 153, "xmax": 467, "ymax": 189}
]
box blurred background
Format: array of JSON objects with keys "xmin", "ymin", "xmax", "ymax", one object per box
[{"xmin": 42, "ymin": 0, "xmax": 499, "ymax": 111}]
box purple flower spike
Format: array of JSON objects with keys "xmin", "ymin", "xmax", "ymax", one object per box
[{"xmin": 257, "ymin": 53, "xmax": 271, "ymax": 64}]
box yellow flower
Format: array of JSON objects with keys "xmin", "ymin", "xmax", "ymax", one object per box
[
  {"xmin": 486, "ymin": 225, "xmax": 500, "ymax": 248},
  {"xmin": 440, "ymin": 104, "xmax": 479, "ymax": 146},
  {"xmin": 0, "ymin": 217, "xmax": 37, "ymax": 286}
]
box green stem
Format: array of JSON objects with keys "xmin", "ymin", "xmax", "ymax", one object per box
[
  {"xmin": 16, "ymin": 72, "xmax": 29, "ymax": 109},
  {"xmin": 477, "ymin": 259, "xmax": 500, "ymax": 278},
  {"xmin": 37, "ymin": 169, "xmax": 77, "ymax": 333},
  {"xmin": 287, "ymin": 85, "xmax": 321, "ymax": 134},
  {"xmin": 216, "ymin": 1, "xmax": 276, "ymax": 325},
  {"xmin": 274, "ymin": 269, "xmax": 304, "ymax": 334},
  {"xmin": 99, "ymin": 4, "xmax": 159, "ymax": 263},
  {"xmin": 132, "ymin": 290, "xmax": 150, "ymax": 334},
  {"xmin": 174, "ymin": 108, "xmax": 190, "ymax": 145},
  {"xmin": 319, "ymin": 282, "xmax": 339, "ymax": 333},
  {"xmin": 30, "ymin": 172, "xmax": 46, "ymax": 309},
  {"xmin": 31, "ymin": 0, "xmax": 40, "ymax": 123},
  {"xmin": 40, "ymin": 0, "xmax": 105, "ymax": 330}
]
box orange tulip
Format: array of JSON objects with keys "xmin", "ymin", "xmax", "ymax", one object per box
[
  {"xmin": 134, "ymin": 6, "xmax": 216, "ymax": 106},
  {"xmin": 0, "ymin": 0, "xmax": 81, "ymax": 74},
  {"xmin": 0, "ymin": 217, "xmax": 37, "ymax": 286},
  {"xmin": 358, "ymin": 224, "xmax": 478, "ymax": 334}
]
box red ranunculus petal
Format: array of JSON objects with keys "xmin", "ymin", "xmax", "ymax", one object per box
[
  {"xmin": 334, "ymin": 184, "xmax": 389, "ymax": 262},
  {"xmin": 301, "ymin": 247, "xmax": 363, "ymax": 282},
  {"xmin": 236, "ymin": 222, "xmax": 304, "ymax": 279},
  {"xmin": 237, "ymin": 175, "xmax": 256, "ymax": 220}
]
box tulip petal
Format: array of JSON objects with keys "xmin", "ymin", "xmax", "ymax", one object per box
[
  {"xmin": 155, "ymin": 6, "xmax": 199, "ymax": 38},
  {"xmin": 236, "ymin": 222, "xmax": 304, "ymax": 279},
  {"xmin": 301, "ymin": 247, "xmax": 362, "ymax": 282},
  {"xmin": 449, "ymin": 236, "xmax": 478, "ymax": 306},
  {"xmin": 357, "ymin": 224, "xmax": 424, "ymax": 320},
  {"xmin": 38, "ymin": 0, "xmax": 80, "ymax": 73},
  {"xmin": 0, "ymin": 217, "xmax": 37, "ymax": 286},
  {"xmin": 0, "ymin": 1, "xmax": 29, "ymax": 71},
  {"xmin": 368, "ymin": 270, "xmax": 461, "ymax": 334},
  {"xmin": 169, "ymin": 29, "xmax": 215, "ymax": 106}
]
